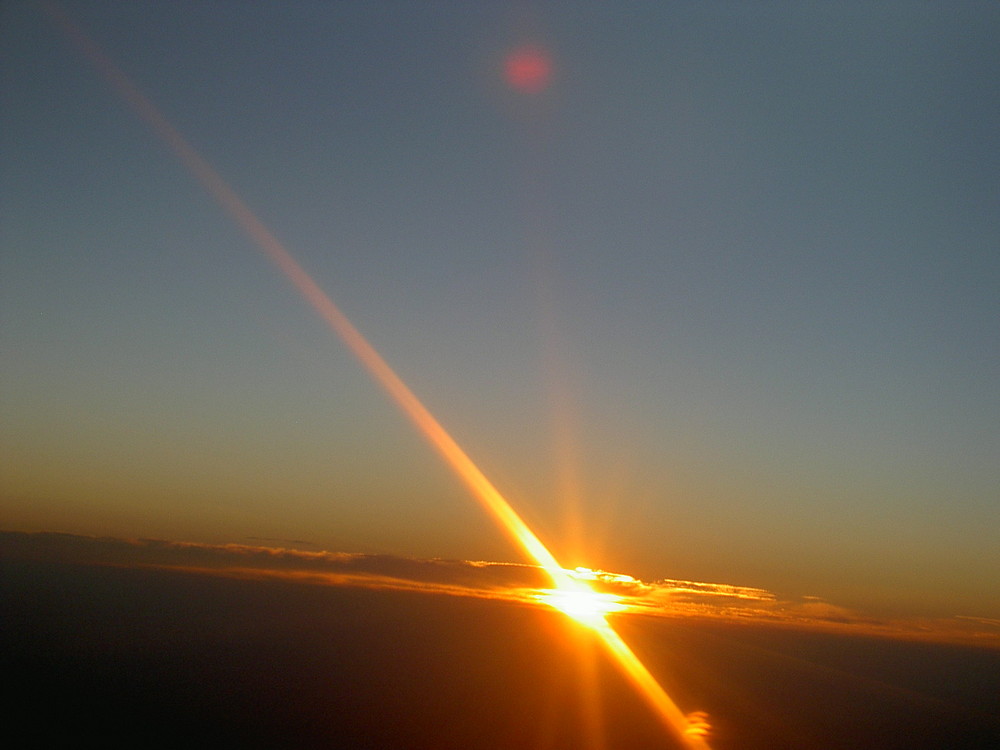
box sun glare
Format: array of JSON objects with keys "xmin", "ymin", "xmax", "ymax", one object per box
[{"xmin": 539, "ymin": 584, "xmax": 627, "ymax": 629}]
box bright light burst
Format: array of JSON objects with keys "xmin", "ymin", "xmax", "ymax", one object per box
[
  {"xmin": 535, "ymin": 572, "xmax": 712, "ymax": 749},
  {"xmin": 45, "ymin": 4, "xmax": 712, "ymax": 747},
  {"xmin": 537, "ymin": 581, "xmax": 627, "ymax": 629}
]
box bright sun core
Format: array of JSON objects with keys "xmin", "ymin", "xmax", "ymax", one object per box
[{"xmin": 537, "ymin": 583, "xmax": 627, "ymax": 629}]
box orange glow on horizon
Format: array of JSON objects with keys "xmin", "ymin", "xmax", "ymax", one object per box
[{"xmin": 44, "ymin": 4, "xmax": 711, "ymax": 747}]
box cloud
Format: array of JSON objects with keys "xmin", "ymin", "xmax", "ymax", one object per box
[
  {"xmin": 3, "ymin": 530, "xmax": 997, "ymax": 649},
  {"xmin": 0, "ymin": 530, "xmax": 550, "ymax": 601}
]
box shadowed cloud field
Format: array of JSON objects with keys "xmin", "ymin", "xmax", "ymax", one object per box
[{"xmin": 3, "ymin": 531, "xmax": 998, "ymax": 749}]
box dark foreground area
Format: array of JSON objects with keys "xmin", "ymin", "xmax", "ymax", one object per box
[{"xmin": 2, "ymin": 559, "xmax": 998, "ymax": 749}]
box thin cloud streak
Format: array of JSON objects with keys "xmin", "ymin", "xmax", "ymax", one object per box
[{"xmin": 4, "ymin": 531, "xmax": 996, "ymax": 649}]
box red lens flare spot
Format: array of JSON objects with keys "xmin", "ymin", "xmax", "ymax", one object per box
[{"xmin": 503, "ymin": 46, "xmax": 553, "ymax": 94}]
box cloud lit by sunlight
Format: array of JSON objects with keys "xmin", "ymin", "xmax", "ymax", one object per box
[{"xmin": 6, "ymin": 531, "xmax": 997, "ymax": 651}]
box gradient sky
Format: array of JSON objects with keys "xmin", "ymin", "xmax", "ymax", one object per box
[{"xmin": 2, "ymin": 1, "xmax": 998, "ymax": 620}]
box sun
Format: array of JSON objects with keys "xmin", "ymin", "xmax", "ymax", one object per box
[{"xmin": 537, "ymin": 582, "xmax": 627, "ymax": 629}]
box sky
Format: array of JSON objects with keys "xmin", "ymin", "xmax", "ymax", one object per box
[{"xmin": 2, "ymin": 1, "xmax": 998, "ymax": 622}]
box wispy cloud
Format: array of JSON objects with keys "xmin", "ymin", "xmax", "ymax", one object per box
[
  {"xmin": 3, "ymin": 530, "xmax": 997, "ymax": 649},
  {"xmin": 245, "ymin": 536, "xmax": 322, "ymax": 549},
  {"xmin": 0, "ymin": 530, "xmax": 551, "ymax": 598}
]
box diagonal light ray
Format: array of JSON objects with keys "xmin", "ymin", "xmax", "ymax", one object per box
[
  {"xmin": 40, "ymin": 0, "xmax": 561, "ymax": 579},
  {"xmin": 41, "ymin": 3, "xmax": 711, "ymax": 747}
]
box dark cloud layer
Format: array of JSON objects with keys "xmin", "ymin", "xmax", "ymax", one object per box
[{"xmin": 3, "ymin": 538, "xmax": 999, "ymax": 750}]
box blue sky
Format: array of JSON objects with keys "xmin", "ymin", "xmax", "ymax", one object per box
[{"xmin": 2, "ymin": 1, "xmax": 998, "ymax": 619}]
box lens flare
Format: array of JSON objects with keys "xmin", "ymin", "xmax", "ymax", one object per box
[
  {"xmin": 504, "ymin": 45, "xmax": 553, "ymax": 94},
  {"xmin": 43, "ymin": 4, "xmax": 711, "ymax": 747}
]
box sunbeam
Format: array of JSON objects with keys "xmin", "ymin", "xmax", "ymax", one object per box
[{"xmin": 42, "ymin": 3, "xmax": 711, "ymax": 746}]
